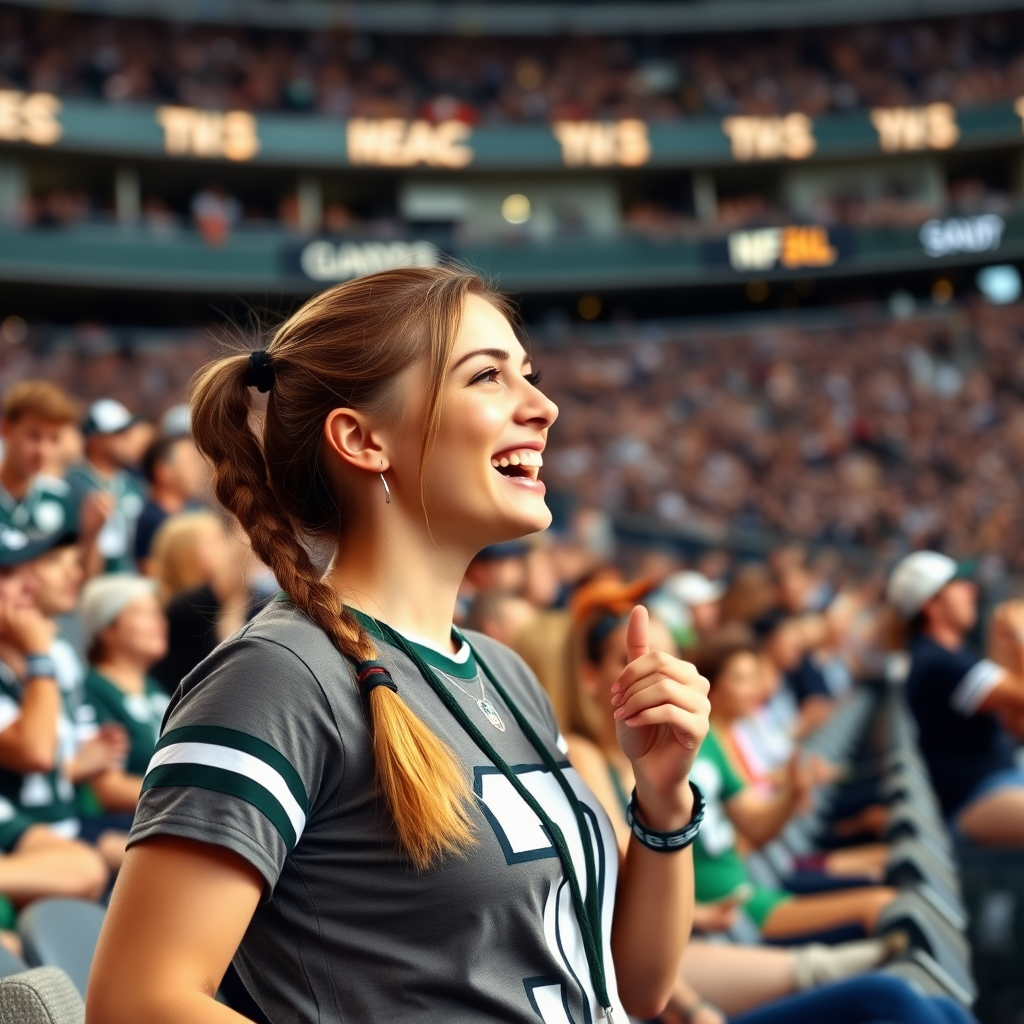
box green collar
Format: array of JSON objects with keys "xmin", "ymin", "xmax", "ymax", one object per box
[{"xmin": 347, "ymin": 607, "xmax": 478, "ymax": 680}]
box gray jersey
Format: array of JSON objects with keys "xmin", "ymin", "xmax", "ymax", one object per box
[{"xmin": 130, "ymin": 598, "xmax": 625, "ymax": 1024}]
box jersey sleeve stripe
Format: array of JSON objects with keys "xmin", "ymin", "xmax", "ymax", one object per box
[
  {"xmin": 145, "ymin": 742, "xmax": 307, "ymax": 845},
  {"xmin": 155, "ymin": 724, "xmax": 308, "ymax": 812},
  {"xmin": 950, "ymin": 658, "xmax": 1006, "ymax": 716},
  {"xmin": 142, "ymin": 762, "xmax": 299, "ymax": 850}
]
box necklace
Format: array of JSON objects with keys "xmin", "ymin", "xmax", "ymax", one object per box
[{"xmin": 430, "ymin": 665, "xmax": 506, "ymax": 733}]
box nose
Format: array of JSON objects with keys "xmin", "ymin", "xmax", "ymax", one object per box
[{"xmin": 518, "ymin": 378, "xmax": 558, "ymax": 428}]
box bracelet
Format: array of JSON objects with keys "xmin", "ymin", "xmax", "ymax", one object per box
[
  {"xmin": 626, "ymin": 780, "xmax": 705, "ymax": 853},
  {"xmin": 24, "ymin": 655, "xmax": 56, "ymax": 681}
]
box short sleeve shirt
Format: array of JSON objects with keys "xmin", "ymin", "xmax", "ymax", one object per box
[
  {"xmin": 64, "ymin": 464, "xmax": 145, "ymax": 574},
  {"xmin": 84, "ymin": 669, "xmax": 168, "ymax": 777},
  {"xmin": 130, "ymin": 598, "xmax": 626, "ymax": 1024},
  {"xmin": 0, "ymin": 659, "xmax": 79, "ymax": 837},
  {"xmin": 785, "ymin": 654, "xmax": 831, "ymax": 706},
  {"xmin": 0, "ymin": 475, "xmax": 76, "ymax": 543},
  {"xmin": 689, "ymin": 728, "xmax": 750, "ymax": 904},
  {"xmin": 905, "ymin": 635, "xmax": 1015, "ymax": 816}
]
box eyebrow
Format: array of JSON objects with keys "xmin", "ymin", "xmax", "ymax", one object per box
[{"xmin": 449, "ymin": 347, "xmax": 530, "ymax": 372}]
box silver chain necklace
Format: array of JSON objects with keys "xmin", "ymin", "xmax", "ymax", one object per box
[{"xmin": 430, "ymin": 665, "xmax": 506, "ymax": 732}]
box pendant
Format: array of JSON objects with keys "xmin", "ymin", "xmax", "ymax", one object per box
[{"xmin": 477, "ymin": 698, "xmax": 506, "ymax": 732}]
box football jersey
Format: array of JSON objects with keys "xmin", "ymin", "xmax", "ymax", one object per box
[
  {"xmin": 130, "ymin": 598, "xmax": 626, "ymax": 1024},
  {"xmin": 64, "ymin": 463, "xmax": 144, "ymax": 573},
  {"xmin": 85, "ymin": 669, "xmax": 168, "ymax": 777},
  {"xmin": 0, "ymin": 475, "xmax": 75, "ymax": 542},
  {"xmin": 0, "ymin": 658, "xmax": 79, "ymax": 837},
  {"xmin": 905, "ymin": 634, "xmax": 1015, "ymax": 816}
]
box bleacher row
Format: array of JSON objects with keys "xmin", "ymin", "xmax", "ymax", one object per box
[{"xmin": 0, "ymin": 679, "xmax": 1003, "ymax": 1023}]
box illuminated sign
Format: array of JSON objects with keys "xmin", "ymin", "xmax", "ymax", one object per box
[
  {"xmin": 870, "ymin": 103, "xmax": 959, "ymax": 153},
  {"xmin": 299, "ymin": 240, "xmax": 440, "ymax": 281},
  {"xmin": 0, "ymin": 91, "xmax": 62, "ymax": 146},
  {"xmin": 920, "ymin": 214, "xmax": 1004, "ymax": 257},
  {"xmin": 346, "ymin": 119, "xmax": 473, "ymax": 168},
  {"xmin": 552, "ymin": 119, "xmax": 650, "ymax": 167},
  {"xmin": 155, "ymin": 106, "xmax": 259, "ymax": 161},
  {"xmin": 728, "ymin": 225, "xmax": 838, "ymax": 271},
  {"xmin": 720, "ymin": 114, "xmax": 815, "ymax": 162}
]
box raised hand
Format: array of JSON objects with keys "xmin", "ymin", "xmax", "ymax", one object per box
[
  {"xmin": 0, "ymin": 593, "xmax": 56, "ymax": 656},
  {"xmin": 610, "ymin": 606, "xmax": 710, "ymax": 830}
]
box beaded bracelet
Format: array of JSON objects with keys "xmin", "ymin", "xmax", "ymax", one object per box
[
  {"xmin": 24, "ymin": 655, "xmax": 57, "ymax": 681},
  {"xmin": 625, "ymin": 780, "xmax": 705, "ymax": 853}
]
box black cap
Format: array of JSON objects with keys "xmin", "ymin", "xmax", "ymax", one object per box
[{"xmin": 0, "ymin": 527, "xmax": 78, "ymax": 570}]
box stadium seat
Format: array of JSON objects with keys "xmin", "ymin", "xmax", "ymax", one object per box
[
  {"xmin": 0, "ymin": 966, "xmax": 84, "ymax": 1024},
  {"xmin": 18, "ymin": 900, "xmax": 106, "ymax": 997},
  {"xmin": 0, "ymin": 942, "xmax": 27, "ymax": 979}
]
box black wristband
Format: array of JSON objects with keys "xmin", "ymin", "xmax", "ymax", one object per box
[{"xmin": 626, "ymin": 780, "xmax": 704, "ymax": 853}]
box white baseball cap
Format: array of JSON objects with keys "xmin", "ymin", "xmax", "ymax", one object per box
[
  {"xmin": 886, "ymin": 551, "xmax": 961, "ymax": 618},
  {"xmin": 662, "ymin": 571, "xmax": 726, "ymax": 608},
  {"xmin": 79, "ymin": 574, "xmax": 158, "ymax": 648},
  {"xmin": 82, "ymin": 399, "xmax": 138, "ymax": 437}
]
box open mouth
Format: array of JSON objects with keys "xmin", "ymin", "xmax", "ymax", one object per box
[{"xmin": 491, "ymin": 449, "xmax": 543, "ymax": 482}]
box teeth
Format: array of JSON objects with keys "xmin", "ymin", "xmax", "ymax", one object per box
[
  {"xmin": 509, "ymin": 454, "xmax": 521, "ymax": 466},
  {"xmin": 500, "ymin": 457, "xmax": 510, "ymax": 467},
  {"xmin": 491, "ymin": 449, "xmax": 544, "ymax": 473}
]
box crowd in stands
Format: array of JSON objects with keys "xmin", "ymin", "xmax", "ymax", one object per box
[
  {"xmin": 3, "ymin": 8, "xmax": 1024, "ymax": 121},
  {"xmin": 5, "ymin": 313, "xmax": 1024, "ymax": 1016}
]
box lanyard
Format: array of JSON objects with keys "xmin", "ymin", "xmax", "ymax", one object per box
[{"xmin": 367, "ymin": 617, "xmax": 616, "ymax": 1023}]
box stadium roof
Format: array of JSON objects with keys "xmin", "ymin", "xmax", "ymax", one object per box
[{"xmin": 5, "ymin": 0, "xmax": 1024, "ymax": 33}]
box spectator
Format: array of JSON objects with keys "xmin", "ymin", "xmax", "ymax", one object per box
[
  {"xmin": 0, "ymin": 381, "xmax": 78, "ymax": 543},
  {"xmin": 134, "ymin": 434, "xmax": 208, "ymax": 571},
  {"xmin": 81, "ymin": 575, "xmax": 169, "ymax": 817},
  {"xmin": 65, "ymin": 399, "xmax": 146, "ymax": 575},
  {"xmin": 890, "ymin": 551, "xmax": 1024, "ymax": 846},
  {"xmin": 191, "ymin": 184, "xmax": 242, "ymax": 246}
]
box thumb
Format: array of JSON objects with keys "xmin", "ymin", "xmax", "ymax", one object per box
[{"xmin": 625, "ymin": 605, "xmax": 650, "ymax": 664}]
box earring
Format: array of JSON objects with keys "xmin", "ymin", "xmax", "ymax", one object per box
[{"xmin": 380, "ymin": 470, "xmax": 391, "ymax": 504}]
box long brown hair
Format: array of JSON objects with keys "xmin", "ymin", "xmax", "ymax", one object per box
[{"xmin": 190, "ymin": 265, "xmax": 513, "ymax": 870}]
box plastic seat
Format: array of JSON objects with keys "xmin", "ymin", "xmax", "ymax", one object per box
[
  {"xmin": 18, "ymin": 900, "xmax": 106, "ymax": 997},
  {"xmin": 0, "ymin": 941, "xmax": 26, "ymax": 979},
  {"xmin": 0, "ymin": 966, "xmax": 84, "ymax": 1024}
]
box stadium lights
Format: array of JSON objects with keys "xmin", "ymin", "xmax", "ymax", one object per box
[
  {"xmin": 501, "ymin": 194, "xmax": 531, "ymax": 225},
  {"xmin": 976, "ymin": 265, "xmax": 1022, "ymax": 306}
]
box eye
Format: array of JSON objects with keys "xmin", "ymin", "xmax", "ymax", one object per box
[
  {"xmin": 470, "ymin": 366, "xmax": 501, "ymax": 385},
  {"xmin": 524, "ymin": 371, "xmax": 543, "ymax": 387}
]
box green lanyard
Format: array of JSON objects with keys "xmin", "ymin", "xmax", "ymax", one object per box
[{"xmin": 368, "ymin": 617, "xmax": 616, "ymax": 1023}]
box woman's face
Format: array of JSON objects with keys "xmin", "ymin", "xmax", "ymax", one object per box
[
  {"xmin": 392, "ymin": 295, "xmax": 559, "ymax": 552},
  {"xmin": 708, "ymin": 651, "xmax": 763, "ymax": 721},
  {"xmin": 101, "ymin": 593, "xmax": 168, "ymax": 666},
  {"xmin": 29, "ymin": 545, "xmax": 83, "ymax": 617}
]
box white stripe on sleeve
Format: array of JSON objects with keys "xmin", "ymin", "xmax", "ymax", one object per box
[
  {"xmin": 950, "ymin": 658, "xmax": 1006, "ymax": 716},
  {"xmin": 146, "ymin": 742, "xmax": 307, "ymax": 840}
]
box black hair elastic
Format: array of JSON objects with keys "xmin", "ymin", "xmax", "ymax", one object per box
[
  {"xmin": 245, "ymin": 349, "xmax": 276, "ymax": 393},
  {"xmin": 356, "ymin": 661, "xmax": 398, "ymax": 698}
]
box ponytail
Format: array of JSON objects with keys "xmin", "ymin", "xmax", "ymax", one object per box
[{"xmin": 189, "ymin": 267, "xmax": 510, "ymax": 870}]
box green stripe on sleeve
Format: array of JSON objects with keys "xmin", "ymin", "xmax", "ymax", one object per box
[
  {"xmin": 142, "ymin": 762, "xmax": 298, "ymax": 850},
  {"xmin": 155, "ymin": 725, "xmax": 308, "ymax": 813}
]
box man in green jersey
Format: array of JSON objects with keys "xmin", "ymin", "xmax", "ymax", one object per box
[
  {"xmin": 0, "ymin": 382, "xmax": 78, "ymax": 545},
  {"xmin": 65, "ymin": 399, "xmax": 146, "ymax": 575}
]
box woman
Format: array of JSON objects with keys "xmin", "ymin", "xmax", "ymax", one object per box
[
  {"xmin": 81, "ymin": 575, "xmax": 170, "ymax": 815},
  {"xmin": 150, "ymin": 513, "xmax": 267, "ymax": 695},
  {"xmin": 87, "ymin": 266, "xmax": 711, "ymax": 1024}
]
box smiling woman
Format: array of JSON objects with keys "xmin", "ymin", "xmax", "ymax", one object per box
[{"xmin": 85, "ymin": 264, "xmax": 710, "ymax": 1024}]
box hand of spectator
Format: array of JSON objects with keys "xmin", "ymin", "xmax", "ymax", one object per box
[
  {"xmin": 610, "ymin": 606, "xmax": 710, "ymax": 831},
  {"xmin": 809, "ymin": 752, "xmax": 839, "ymax": 786},
  {"xmin": 786, "ymin": 751, "xmax": 814, "ymax": 810},
  {"xmin": 989, "ymin": 601, "xmax": 1024, "ymax": 675},
  {"xmin": 0, "ymin": 596, "xmax": 56, "ymax": 656},
  {"xmin": 690, "ymin": 899, "xmax": 740, "ymax": 932},
  {"xmin": 79, "ymin": 490, "xmax": 116, "ymax": 541},
  {"xmin": 66, "ymin": 724, "xmax": 128, "ymax": 782}
]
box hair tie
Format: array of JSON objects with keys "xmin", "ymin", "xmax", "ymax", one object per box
[
  {"xmin": 357, "ymin": 661, "xmax": 398, "ymax": 698},
  {"xmin": 245, "ymin": 350, "xmax": 276, "ymax": 393}
]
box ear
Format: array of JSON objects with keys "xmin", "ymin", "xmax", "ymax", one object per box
[{"xmin": 324, "ymin": 408, "xmax": 388, "ymax": 474}]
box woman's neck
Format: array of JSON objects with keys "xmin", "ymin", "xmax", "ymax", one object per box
[
  {"xmin": 95, "ymin": 657, "xmax": 147, "ymax": 694},
  {"xmin": 327, "ymin": 512, "xmax": 470, "ymax": 654}
]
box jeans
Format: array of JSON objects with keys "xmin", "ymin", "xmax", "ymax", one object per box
[{"xmin": 729, "ymin": 975, "xmax": 977, "ymax": 1024}]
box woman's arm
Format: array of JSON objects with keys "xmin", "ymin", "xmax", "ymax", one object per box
[
  {"xmin": 86, "ymin": 836, "xmax": 263, "ymax": 1024},
  {"xmin": 608, "ymin": 609, "xmax": 710, "ymax": 1020},
  {"xmin": 89, "ymin": 769, "xmax": 143, "ymax": 811},
  {"xmin": 726, "ymin": 753, "xmax": 810, "ymax": 847}
]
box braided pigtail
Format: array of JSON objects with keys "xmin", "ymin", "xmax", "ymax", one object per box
[{"xmin": 191, "ymin": 311, "xmax": 478, "ymax": 870}]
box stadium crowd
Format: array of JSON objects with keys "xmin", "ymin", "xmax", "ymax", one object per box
[
  {"xmin": 0, "ymin": 327, "xmax": 1021, "ymax": 1017},
  {"xmin": 2, "ymin": 8, "xmax": 1024, "ymax": 121}
]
